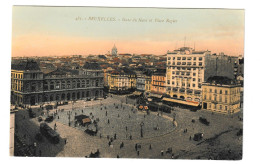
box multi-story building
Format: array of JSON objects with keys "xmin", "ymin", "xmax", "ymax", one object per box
[
  {"xmin": 136, "ymin": 75, "xmax": 146, "ymax": 92},
  {"xmin": 107, "ymin": 68, "xmax": 136, "ymax": 93},
  {"xmin": 11, "ymin": 60, "xmax": 104, "ymax": 106},
  {"xmin": 150, "ymin": 69, "xmax": 166, "ymax": 98},
  {"xmin": 201, "ymin": 76, "xmax": 241, "ymax": 114},
  {"xmin": 164, "ymin": 47, "xmax": 238, "ymax": 106}
]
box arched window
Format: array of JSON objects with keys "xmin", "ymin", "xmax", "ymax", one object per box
[
  {"xmin": 50, "ymin": 81, "xmax": 54, "ymax": 90},
  {"xmin": 56, "ymin": 81, "xmax": 60, "ymax": 89},
  {"xmin": 77, "ymin": 92, "xmax": 80, "ymax": 99},
  {"xmin": 50, "ymin": 94, "xmax": 54, "ymax": 101},
  {"xmin": 67, "ymin": 81, "xmax": 71, "ymax": 89},
  {"xmin": 61, "ymin": 81, "xmax": 66, "ymax": 89},
  {"xmin": 61, "ymin": 93, "xmax": 65, "ymax": 100},
  {"xmin": 77, "ymin": 80, "xmax": 81, "ymax": 88},
  {"xmin": 72, "ymin": 80, "xmax": 76, "ymax": 88},
  {"xmin": 82, "ymin": 80, "xmax": 86, "ymax": 88},
  {"xmin": 67, "ymin": 93, "xmax": 71, "ymax": 100},
  {"xmin": 72, "ymin": 92, "xmax": 76, "ymax": 100}
]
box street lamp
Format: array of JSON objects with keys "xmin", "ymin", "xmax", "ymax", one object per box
[{"xmin": 140, "ymin": 121, "xmax": 144, "ymax": 138}]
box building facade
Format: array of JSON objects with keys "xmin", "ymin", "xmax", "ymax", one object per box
[
  {"xmin": 11, "ymin": 60, "xmax": 104, "ymax": 106},
  {"xmin": 107, "ymin": 68, "xmax": 136, "ymax": 92},
  {"xmin": 201, "ymin": 76, "xmax": 241, "ymax": 114},
  {"xmin": 165, "ymin": 47, "xmax": 238, "ymax": 106},
  {"xmin": 150, "ymin": 69, "xmax": 166, "ymax": 97}
]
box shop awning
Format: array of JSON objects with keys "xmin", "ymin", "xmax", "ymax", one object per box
[
  {"xmin": 162, "ymin": 97, "xmax": 200, "ymax": 107},
  {"xmin": 149, "ymin": 93, "xmax": 163, "ymax": 98},
  {"xmin": 133, "ymin": 91, "xmax": 142, "ymax": 96}
]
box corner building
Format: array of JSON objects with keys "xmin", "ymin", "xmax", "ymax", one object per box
[
  {"xmin": 165, "ymin": 47, "xmax": 237, "ymax": 106},
  {"xmin": 201, "ymin": 76, "xmax": 241, "ymax": 114}
]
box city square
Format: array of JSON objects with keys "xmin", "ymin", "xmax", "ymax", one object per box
[{"xmin": 14, "ymin": 94, "xmax": 242, "ymax": 159}]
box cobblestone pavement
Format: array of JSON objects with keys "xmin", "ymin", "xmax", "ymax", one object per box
[{"xmin": 14, "ymin": 94, "xmax": 243, "ymax": 159}]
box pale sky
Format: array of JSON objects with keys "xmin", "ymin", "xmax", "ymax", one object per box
[{"xmin": 12, "ymin": 6, "xmax": 244, "ymax": 57}]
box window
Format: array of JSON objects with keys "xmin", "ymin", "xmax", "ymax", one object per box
[
  {"xmin": 173, "ymin": 57, "xmax": 175, "ymax": 60},
  {"xmin": 187, "ymin": 57, "xmax": 192, "ymax": 60},
  {"xmin": 225, "ymin": 90, "xmax": 228, "ymax": 95},
  {"xmin": 199, "ymin": 57, "xmax": 203, "ymax": 61},
  {"xmin": 193, "ymin": 57, "xmax": 196, "ymax": 60},
  {"xmin": 193, "ymin": 78, "xmax": 196, "ymax": 81},
  {"xmin": 225, "ymin": 106, "xmax": 228, "ymax": 111},
  {"xmin": 176, "ymin": 72, "xmax": 180, "ymax": 75},
  {"xmin": 168, "ymin": 57, "xmax": 171, "ymax": 60},
  {"xmin": 193, "ymin": 62, "xmax": 196, "ymax": 66},
  {"xmin": 193, "ymin": 73, "xmax": 196, "ymax": 76},
  {"xmin": 215, "ymin": 89, "xmax": 217, "ymax": 93},
  {"xmin": 225, "ymin": 96, "xmax": 227, "ymax": 103},
  {"xmin": 167, "ymin": 80, "xmax": 170, "ymax": 84},
  {"xmin": 187, "ymin": 68, "xmax": 191, "ymax": 70},
  {"xmin": 172, "ymin": 81, "xmax": 175, "ymax": 85},
  {"xmin": 219, "ymin": 105, "xmax": 222, "ymax": 110},
  {"xmin": 219, "ymin": 96, "xmax": 222, "ymax": 102},
  {"xmin": 193, "ymin": 84, "xmax": 195, "ymax": 87},
  {"xmin": 219, "ymin": 90, "xmax": 222, "ymax": 94},
  {"xmin": 177, "ymin": 62, "xmax": 181, "ymax": 65},
  {"xmin": 177, "ymin": 57, "xmax": 181, "ymax": 60},
  {"xmin": 199, "ymin": 62, "xmax": 202, "ymax": 66},
  {"xmin": 172, "ymin": 71, "xmax": 175, "ymax": 74},
  {"xmin": 182, "ymin": 57, "xmax": 186, "ymax": 60},
  {"xmin": 177, "ymin": 67, "xmax": 181, "ymax": 70},
  {"xmin": 187, "ymin": 62, "xmax": 191, "ymax": 65},
  {"xmin": 210, "ymin": 89, "xmax": 212, "ymax": 92},
  {"xmin": 172, "ymin": 76, "xmax": 175, "ymax": 79},
  {"xmin": 182, "ymin": 83, "xmax": 185, "ymax": 87}
]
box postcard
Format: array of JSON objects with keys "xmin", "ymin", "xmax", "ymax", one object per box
[{"xmin": 10, "ymin": 6, "xmax": 244, "ymax": 160}]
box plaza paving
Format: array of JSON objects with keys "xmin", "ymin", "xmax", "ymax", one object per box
[{"xmin": 14, "ymin": 94, "xmax": 243, "ymax": 159}]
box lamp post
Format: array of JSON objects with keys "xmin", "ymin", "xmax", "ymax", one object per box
[{"xmin": 140, "ymin": 121, "xmax": 144, "ymax": 138}]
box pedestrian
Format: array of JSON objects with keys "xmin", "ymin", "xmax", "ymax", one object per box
[
  {"xmin": 171, "ymin": 153, "xmax": 174, "ymax": 159},
  {"xmin": 65, "ymin": 139, "xmax": 67, "ymax": 144},
  {"xmin": 100, "ymin": 133, "xmax": 102, "ymax": 138},
  {"xmin": 117, "ymin": 154, "xmax": 119, "ymax": 158},
  {"xmin": 58, "ymin": 116, "xmax": 59, "ymax": 119},
  {"xmin": 108, "ymin": 119, "xmax": 110, "ymax": 124},
  {"xmin": 108, "ymin": 141, "xmax": 111, "ymax": 146},
  {"xmin": 149, "ymin": 144, "xmax": 152, "ymax": 150},
  {"xmin": 161, "ymin": 150, "xmax": 164, "ymax": 156},
  {"xmin": 135, "ymin": 144, "xmax": 138, "ymax": 151},
  {"xmin": 114, "ymin": 133, "xmax": 117, "ymax": 139},
  {"xmin": 189, "ymin": 136, "xmax": 192, "ymax": 140},
  {"xmin": 39, "ymin": 150, "xmax": 42, "ymax": 157},
  {"xmin": 126, "ymin": 126, "xmax": 128, "ymax": 131},
  {"xmin": 137, "ymin": 151, "xmax": 139, "ymax": 156},
  {"xmin": 130, "ymin": 134, "xmax": 132, "ymax": 140}
]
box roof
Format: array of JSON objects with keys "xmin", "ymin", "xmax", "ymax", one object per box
[
  {"xmin": 75, "ymin": 115, "xmax": 89, "ymax": 121},
  {"xmin": 45, "ymin": 67, "xmax": 79, "ymax": 76},
  {"xmin": 153, "ymin": 69, "xmax": 166, "ymax": 75},
  {"xmin": 11, "ymin": 60, "xmax": 41, "ymax": 71},
  {"xmin": 206, "ymin": 76, "xmax": 236, "ymax": 85},
  {"xmin": 82, "ymin": 62, "xmax": 102, "ymax": 70}
]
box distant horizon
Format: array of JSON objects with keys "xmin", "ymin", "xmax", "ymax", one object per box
[{"xmin": 12, "ymin": 7, "xmax": 244, "ymax": 57}]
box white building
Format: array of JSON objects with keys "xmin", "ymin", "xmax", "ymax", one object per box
[{"xmin": 164, "ymin": 47, "xmax": 237, "ymax": 106}]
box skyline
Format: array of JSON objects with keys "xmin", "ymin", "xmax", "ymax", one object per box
[{"xmin": 12, "ymin": 7, "xmax": 244, "ymax": 57}]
